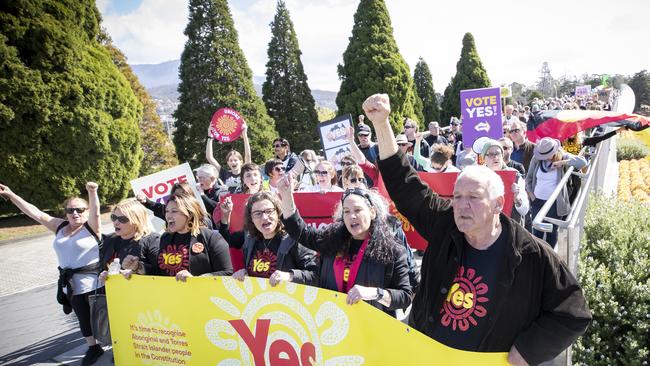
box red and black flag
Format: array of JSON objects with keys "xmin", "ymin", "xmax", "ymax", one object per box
[{"xmin": 526, "ymin": 110, "xmax": 650, "ymax": 143}]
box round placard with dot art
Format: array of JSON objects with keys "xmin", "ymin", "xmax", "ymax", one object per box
[{"xmin": 209, "ymin": 108, "xmax": 244, "ymax": 142}]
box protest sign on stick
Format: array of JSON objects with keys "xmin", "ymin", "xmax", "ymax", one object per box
[
  {"xmin": 460, "ymin": 87, "xmax": 503, "ymax": 148},
  {"xmin": 318, "ymin": 114, "xmax": 353, "ymax": 170},
  {"xmin": 209, "ymin": 107, "xmax": 244, "ymax": 142}
]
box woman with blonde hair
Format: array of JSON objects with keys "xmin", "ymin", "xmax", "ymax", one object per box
[
  {"xmin": 300, "ymin": 160, "xmax": 344, "ymax": 192},
  {"xmin": 147, "ymin": 193, "xmax": 232, "ymax": 281},
  {"xmin": 0, "ymin": 182, "xmax": 105, "ymax": 365},
  {"xmin": 98, "ymin": 199, "xmax": 160, "ymax": 282}
]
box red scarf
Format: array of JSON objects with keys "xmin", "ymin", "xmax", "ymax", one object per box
[{"xmin": 333, "ymin": 238, "xmax": 369, "ymax": 293}]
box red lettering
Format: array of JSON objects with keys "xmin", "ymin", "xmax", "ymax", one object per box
[
  {"xmin": 229, "ymin": 319, "xmax": 270, "ymax": 366},
  {"xmin": 141, "ymin": 186, "xmax": 154, "ymax": 199},
  {"xmin": 178, "ymin": 175, "xmax": 187, "ymax": 183},
  {"xmin": 300, "ymin": 342, "xmax": 316, "ymax": 366},
  {"xmin": 269, "ymin": 339, "xmax": 299, "ymax": 366},
  {"xmin": 166, "ymin": 177, "xmax": 178, "ymax": 187},
  {"xmin": 154, "ymin": 183, "xmax": 168, "ymax": 195}
]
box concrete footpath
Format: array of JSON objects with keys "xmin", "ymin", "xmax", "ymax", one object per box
[{"xmin": 0, "ymin": 223, "xmax": 114, "ymax": 366}]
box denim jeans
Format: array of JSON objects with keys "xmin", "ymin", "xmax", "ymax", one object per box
[{"xmin": 530, "ymin": 198, "xmax": 562, "ymax": 248}]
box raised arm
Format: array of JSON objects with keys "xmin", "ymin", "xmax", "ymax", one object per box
[
  {"xmin": 277, "ymin": 175, "xmax": 323, "ymax": 252},
  {"xmin": 412, "ymin": 132, "xmax": 431, "ymax": 169},
  {"xmin": 362, "ymin": 94, "xmax": 398, "ymax": 160},
  {"xmin": 345, "ymin": 126, "xmax": 366, "ymax": 164},
  {"xmin": 0, "ymin": 184, "xmax": 64, "ymax": 232},
  {"xmin": 205, "ymin": 134, "xmax": 222, "ymax": 173},
  {"xmin": 85, "ymin": 182, "xmax": 101, "ymax": 235},
  {"xmin": 242, "ymin": 123, "xmax": 251, "ymax": 164}
]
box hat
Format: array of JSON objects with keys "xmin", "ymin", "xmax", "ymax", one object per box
[
  {"xmin": 395, "ymin": 134, "xmax": 412, "ymax": 146},
  {"xmin": 450, "ymin": 117, "xmax": 460, "ymax": 126},
  {"xmin": 480, "ymin": 139, "xmax": 504, "ymax": 158},
  {"xmin": 533, "ymin": 137, "xmax": 560, "ymax": 160},
  {"xmin": 358, "ymin": 124, "xmax": 371, "ymax": 135},
  {"xmin": 531, "ymin": 104, "xmax": 540, "ymax": 112}
]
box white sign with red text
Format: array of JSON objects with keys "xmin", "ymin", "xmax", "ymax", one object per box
[{"xmin": 130, "ymin": 163, "xmax": 204, "ymax": 231}]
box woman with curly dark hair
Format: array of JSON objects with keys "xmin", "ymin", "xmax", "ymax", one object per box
[
  {"xmin": 277, "ymin": 176, "xmax": 412, "ymax": 317},
  {"xmin": 218, "ymin": 191, "xmax": 318, "ymax": 285}
]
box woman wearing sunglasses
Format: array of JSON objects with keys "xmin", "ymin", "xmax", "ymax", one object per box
[
  {"xmin": 299, "ymin": 160, "xmax": 344, "ymax": 193},
  {"xmin": 218, "ymin": 191, "xmax": 318, "ymax": 285},
  {"xmin": 98, "ymin": 199, "xmax": 160, "ymax": 283},
  {"xmin": 145, "ymin": 193, "xmax": 233, "ymax": 281},
  {"xmin": 276, "ymin": 177, "xmax": 412, "ymax": 317},
  {"xmin": 0, "ymin": 182, "xmax": 105, "ymax": 365}
]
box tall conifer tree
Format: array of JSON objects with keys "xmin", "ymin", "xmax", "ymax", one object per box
[
  {"xmin": 100, "ymin": 32, "xmax": 179, "ymax": 175},
  {"xmin": 0, "ymin": 0, "xmax": 142, "ymax": 212},
  {"xmin": 441, "ymin": 33, "xmax": 491, "ymax": 124},
  {"xmin": 263, "ymin": 1, "xmax": 318, "ymax": 152},
  {"xmin": 414, "ymin": 57, "xmax": 440, "ymax": 123},
  {"xmin": 336, "ymin": 0, "xmax": 422, "ymax": 131},
  {"xmin": 173, "ymin": 0, "xmax": 276, "ymax": 164}
]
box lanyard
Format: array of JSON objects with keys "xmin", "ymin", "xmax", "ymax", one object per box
[{"xmin": 333, "ymin": 238, "xmax": 369, "ymax": 293}]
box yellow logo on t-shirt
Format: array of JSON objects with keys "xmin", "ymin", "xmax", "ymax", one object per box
[{"xmin": 252, "ymin": 259, "xmax": 270, "ymax": 273}]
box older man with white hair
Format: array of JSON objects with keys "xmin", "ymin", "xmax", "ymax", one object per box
[{"xmin": 362, "ymin": 93, "xmax": 590, "ymax": 366}]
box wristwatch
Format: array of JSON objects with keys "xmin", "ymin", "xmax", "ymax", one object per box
[{"xmin": 375, "ymin": 288, "xmax": 385, "ymax": 301}]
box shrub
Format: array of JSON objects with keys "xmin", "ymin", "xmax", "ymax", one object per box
[
  {"xmin": 572, "ymin": 194, "xmax": 650, "ymax": 365},
  {"xmin": 617, "ymin": 138, "xmax": 650, "ymax": 161}
]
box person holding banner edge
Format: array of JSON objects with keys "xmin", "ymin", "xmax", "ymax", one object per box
[
  {"xmin": 362, "ymin": 93, "xmax": 590, "ymax": 365},
  {"xmin": 218, "ymin": 191, "xmax": 318, "ymax": 286},
  {"xmin": 277, "ymin": 176, "xmax": 413, "ymax": 317},
  {"xmin": 0, "ymin": 182, "xmax": 106, "ymax": 365}
]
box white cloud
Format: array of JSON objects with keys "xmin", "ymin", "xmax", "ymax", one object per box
[{"xmin": 98, "ymin": 0, "xmax": 650, "ymax": 91}]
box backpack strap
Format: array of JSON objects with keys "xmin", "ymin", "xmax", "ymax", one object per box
[
  {"xmin": 55, "ymin": 221, "xmax": 69, "ymax": 235},
  {"xmin": 83, "ymin": 222, "xmax": 101, "ymax": 244}
]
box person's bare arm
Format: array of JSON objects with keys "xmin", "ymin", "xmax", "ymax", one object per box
[
  {"xmin": 205, "ymin": 134, "xmax": 222, "ymax": 173},
  {"xmin": 345, "ymin": 126, "xmax": 366, "ymax": 163},
  {"xmin": 86, "ymin": 182, "xmax": 101, "ymax": 235},
  {"xmin": 362, "ymin": 94, "xmax": 398, "ymax": 160},
  {"xmin": 242, "ymin": 123, "xmax": 251, "ymax": 164},
  {"xmin": 0, "ymin": 184, "xmax": 64, "ymax": 232}
]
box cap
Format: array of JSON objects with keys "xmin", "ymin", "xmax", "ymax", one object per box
[{"xmin": 358, "ymin": 124, "xmax": 371, "ymax": 135}]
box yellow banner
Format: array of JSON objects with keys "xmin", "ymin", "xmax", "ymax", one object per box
[{"xmin": 106, "ymin": 276, "xmax": 508, "ymax": 365}]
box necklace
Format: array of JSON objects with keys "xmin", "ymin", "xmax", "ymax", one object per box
[{"xmin": 261, "ymin": 238, "xmax": 273, "ymax": 252}]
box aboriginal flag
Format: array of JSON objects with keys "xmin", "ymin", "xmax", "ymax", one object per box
[{"xmin": 526, "ymin": 110, "xmax": 650, "ymax": 143}]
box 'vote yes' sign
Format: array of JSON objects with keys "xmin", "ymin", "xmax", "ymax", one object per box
[{"xmin": 461, "ymin": 87, "xmax": 503, "ymax": 149}]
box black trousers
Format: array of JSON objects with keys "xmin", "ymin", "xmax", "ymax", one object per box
[{"xmin": 69, "ymin": 287, "xmax": 105, "ymax": 338}]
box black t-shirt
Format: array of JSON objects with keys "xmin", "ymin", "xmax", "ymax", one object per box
[
  {"xmin": 157, "ymin": 232, "xmax": 192, "ymax": 276},
  {"xmin": 407, "ymin": 138, "xmax": 430, "ymax": 158},
  {"xmin": 219, "ymin": 169, "xmax": 241, "ymax": 193},
  {"xmin": 431, "ymin": 229, "xmax": 507, "ymax": 351},
  {"xmin": 425, "ymin": 134, "xmax": 449, "ymax": 147},
  {"xmin": 247, "ymin": 236, "xmax": 281, "ymax": 278},
  {"xmin": 101, "ymin": 233, "xmax": 159, "ymax": 270}
]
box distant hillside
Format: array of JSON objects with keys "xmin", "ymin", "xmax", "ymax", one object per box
[{"xmin": 132, "ymin": 60, "xmax": 337, "ymax": 112}]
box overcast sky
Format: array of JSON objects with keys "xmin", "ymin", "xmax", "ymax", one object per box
[{"xmin": 97, "ymin": 0, "xmax": 650, "ymax": 92}]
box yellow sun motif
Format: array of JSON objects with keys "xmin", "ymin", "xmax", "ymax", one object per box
[
  {"xmin": 205, "ymin": 277, "xmax": 365, "ymax": 365},
  {"xmin": 216, "ymin": 115, "xmax": 238, "ymax": 136}
]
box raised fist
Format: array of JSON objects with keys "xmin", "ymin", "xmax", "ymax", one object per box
[
  {"xmin": 86, "ymin": 182, "xmax": 98, "ymax": 192},
  {"xmin": 362, "ymin": 94, "xmax": 391, "ymax": 125}
]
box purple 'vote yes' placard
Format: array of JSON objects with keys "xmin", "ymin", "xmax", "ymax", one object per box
[{"xmin": 460, "ymin": 87, "xmax": 503, "ymax": 149}]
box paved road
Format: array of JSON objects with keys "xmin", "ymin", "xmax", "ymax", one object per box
[{"xmin": 0, "ymin": 224, "xmax": 114, "ymax": 365}]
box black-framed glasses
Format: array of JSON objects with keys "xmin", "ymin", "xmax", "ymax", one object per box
[
  {"xmin": 251, "ymin": 208, "xmax": 277, "ymax": 219},
  {"xmin": 314, "ymin": 170, "xmax": 329, "ymax": 176},
  {"xmin": 273, "ymin": 166, "xmax": 285, "ymax": 172},
  {"xmin": 340, "ymin": 161, "xmax": 354, "ymax": 167},
  {"xmin": 348, "ymin": 177, "xmax": 366, "ymax": 184},
  {"xmin": 509, "ymin": 129, "xmax": 521, "ymax": 133},
  {"xmin": 65, "ymin": 207, "xmax": 87, "ymax": 214},
  {"xmin": 110, "ymin": 214, "xmax": 130, "ymax": 224},
  {"xmin": 404, "ymin": 125, "xmax": 415, "ymax": 129},
  {"xmin": 273, "ymin": 142, "xmax": 288, "ymax": 148}
]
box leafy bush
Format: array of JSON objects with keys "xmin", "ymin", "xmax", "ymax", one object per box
[
  {"xmin": 573, "ymin": 194, "xmax": 650, "ymax": 365},
  {"xmin": 617, "ymin": 138, "xmax": 650, "ymax": 161}
]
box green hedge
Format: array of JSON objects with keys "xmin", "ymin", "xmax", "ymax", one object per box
[
  {"xmin": 573, "ymin": 194, "xmax": 650, "ymax": 365},
  {"xmin": 617, "ymin": 138, "xmax": 650, "ymax": 161}
]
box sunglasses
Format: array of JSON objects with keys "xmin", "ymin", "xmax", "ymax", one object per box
[
  {"xmin": 273, "ymin": 166, "xmax": 285, "ymax": 172},
  {"xmin": 273, "ymin": 142, "xmax": 288, "ymax": 148},
  {"xmin": 314, "ymin": 170, "xmax": 329, "ymax": 176},
  {"xmin": 404, "ymin": 125, "xmax": 415, "ymax": 129},
  {"xmin": 110, "ymin": 214, "xmax": 130, "ymax": 224},
  {"xmin": 65, "ymin": 207, "xmax": 87, "ymax": 214},
  {"xmin": 509, "ymin": 129, "xmax": 521, "ymax": 133},
  {"xmin": 348, "ymin": 177, "xmax": 366, "ymax": 184},
  {"xmin": 398, "ymin": 143, "xmax": 410, "ymax": 147}
]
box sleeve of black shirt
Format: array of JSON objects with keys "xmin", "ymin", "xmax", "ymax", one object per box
[
  {"xmin": 140, "ymin": 233, "xmax": 161, "ymax": 275},
  {"xmin": 143, "ymin": 199, "xmax": 166, "ymax": 221},
  {"xmin": 218, "ymin": 223, "xmax": 245, "ymax": 249},
  {"xmin": 383, "ymin": 248, "xmax": 413, "ymax": 311},
  {"xmin": 377, "ymin": 151, "xmax": 452, "ymax": 242},
  {"xmin": 281, "ymin": 211, "xmax": 325, "ymax": 253},
  {"xmin": 201, "ymin": 195, "xmax": 218, "ymax": 223},
  {"xmin": 205, "ymin": 231, "xmax": 234, "ymax": 276},
  {"xmin": 289, "ymin": 244, "xmax": 319, "ymax": 286}
]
